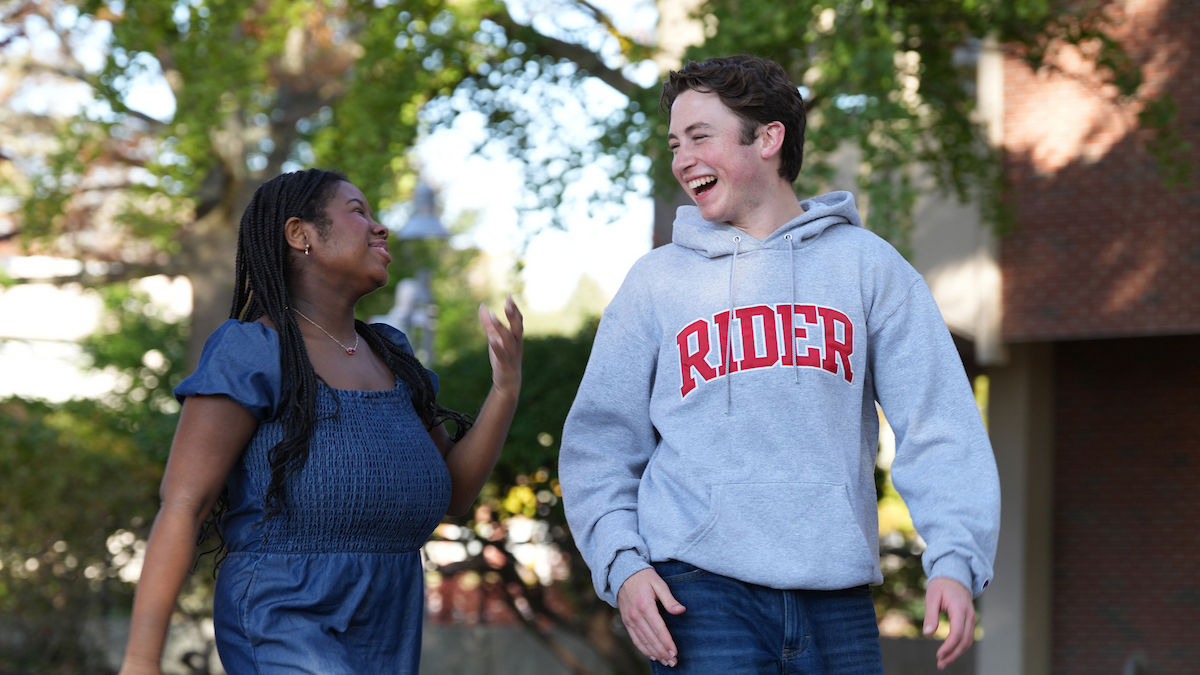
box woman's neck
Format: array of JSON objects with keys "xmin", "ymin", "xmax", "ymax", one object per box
[{"xmin": 287, "ymin": 289, "xmax": 357, "ymax": 332}]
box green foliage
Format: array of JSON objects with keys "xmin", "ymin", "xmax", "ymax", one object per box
[
  {"xmin": 312, "ymin": 1, "xmax": 506, "ymax": 207},
  {"xmin": 86, "ymin": 0, "xmax": 285, "ymax": 192},
  {"xmin": 873, "ymin": 530, "xmax": 930, "ymax": 636},
  {"xmin": 1139, "ymin": 93, "xmax": 1193, "ymax": 189},
  {"xmin": 0, "ymin": 282, "xmax": 186, "ymax": 671},
  {"xmin": 437, "ymin": 322, "xmax": 596, "ymax": 491},
  {"xmin": 80, "ymin": 283, "xmax": 190, "ymax": 453},
  {"xmin": 423, "ymin": 320, "xmax": 648, "ymax": 670},
  {"xmin": 0, "ymin": 397, "xmax": 161, "ymax": 671}
]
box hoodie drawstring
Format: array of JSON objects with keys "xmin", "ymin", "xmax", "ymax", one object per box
[
  {"xmin": 784, "ymin": 233, "xmax": 799, "ymax": 384},
  {"xmin": 725, "ymin": 235, "xmax": 741, "ymax": 414}
]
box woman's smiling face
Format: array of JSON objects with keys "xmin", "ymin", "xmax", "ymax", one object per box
[{"xmin": 312, "ymin": 181, "xmax": 392, "ymax": 291}]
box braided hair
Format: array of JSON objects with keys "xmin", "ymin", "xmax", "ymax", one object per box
[{"xmin": 198, "ymin": 169, "xmax": 472, "ymax": 563}]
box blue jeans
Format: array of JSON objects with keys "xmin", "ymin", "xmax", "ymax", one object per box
[{"xmin": 649, "ymin": 561, "xmax": 883, "ymax": 675}]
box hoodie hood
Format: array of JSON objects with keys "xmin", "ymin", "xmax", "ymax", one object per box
[{"xmin": 672, "ymin": 190, "xmax": 863, "ymax": 258}]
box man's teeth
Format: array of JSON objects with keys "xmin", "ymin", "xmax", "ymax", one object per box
[{"xmin": 688, "ymin": 176, "xmax": 716, "ymax": 191}]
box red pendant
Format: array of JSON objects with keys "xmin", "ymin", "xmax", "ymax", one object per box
[{"xmin": 346, "ymin": 348, "xmax": 356, "ymax": 355}]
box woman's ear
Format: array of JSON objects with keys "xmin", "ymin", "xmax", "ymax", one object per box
[
  {"xmin": 759, "ymin": 121, "xmax": 786, "ymax": 160},
  {"xmin": 284, "ymin": 216, "xmax": 311, "ymax": 254}
]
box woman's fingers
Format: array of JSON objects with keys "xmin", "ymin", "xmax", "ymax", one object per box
[
  {"xmin": 504, "ymin": 294, "xmax": 524, "ymax": 342},
  {"xmin": 478, "ymin": 304, "xmax": 501, "ymax": 351},
  {"xmin": 479, "ymin": 299, "xmax": 523, "ymax": 396},
  {"xmin": 480, "ymin": 298, "xmax": 524, "ymax": 355}
]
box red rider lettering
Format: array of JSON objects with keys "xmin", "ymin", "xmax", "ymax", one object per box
[
  {"xmin": 713, "ymin": 310, "xmax": 739, "ymax": 376},
  {"xmin": 780, "ymin": 304, "xmax": 822, "ymax": 367},
  {"xmin": 818, "ymin": 306, "xmax": 854, "ymax": 383},
  {"xmin": 736, "ymin": 305, "xmax": 780, "ymax": 370},
  {"xmin": 674, "ymin": 303, "xmax": 857, "ymax": 399},
  {"xmin": 677, "ymin": 318, "xmax": 718, "ymax": 397}
]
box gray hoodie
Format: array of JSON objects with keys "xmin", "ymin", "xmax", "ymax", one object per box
[{"xmin": 559, "ymin": 191, "xmax": 1000, "ymax": 607}]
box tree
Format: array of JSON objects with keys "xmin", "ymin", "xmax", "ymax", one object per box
[
  {"xmin": 5, "ymin": 0, "xmax": 1179, "ymax": 350},
  {"xmin": 1, "ymin": 0, "xmax": 636, "ymax": 369}
]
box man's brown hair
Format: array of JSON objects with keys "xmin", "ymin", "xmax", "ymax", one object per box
[{"xmin": 661, "ymin": 55, "xmax": 807, "ymax": 182}]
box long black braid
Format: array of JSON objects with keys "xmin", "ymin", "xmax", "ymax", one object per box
[{"xmin": 196, "ymin": 169, "xmax": 473, "ymax": 567}]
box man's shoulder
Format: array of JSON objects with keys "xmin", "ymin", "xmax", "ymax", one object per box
[
  {"xmin": 816, "ymin": 221, "xmax": 896, "ymax": 252},
  {"xmin": 640, "ymin": 241, "xmax": 697, "ymax": 265},
  {"xmin": 618, "ymin": 244, "xmax": 695, "ymax": 287},
  {"xmin": 810, "ymin": 224, "xmax": 916, "ymax": 278}
]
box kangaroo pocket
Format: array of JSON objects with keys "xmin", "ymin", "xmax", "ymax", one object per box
[{"xmin": 675, "ymin": 482, "xmax": 878, "ymax": 590}]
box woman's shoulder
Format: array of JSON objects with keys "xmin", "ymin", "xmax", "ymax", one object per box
[
  {"xmin": 189, "ymin": 319, "xmax": 282, "ymax": 369},
  {"xmin": 366, "ymin": 322, "xmax": 417, "ymax": 357},
  {"xmin": 174, "ymin": 320, "xmax": 283, "ymax": 420},
  {"xmin": 209, "ymin": 318, "xmax": 279, "ymax": 345}
]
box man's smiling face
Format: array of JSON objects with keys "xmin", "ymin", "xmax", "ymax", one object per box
[{"xmin": 668, "ymin": 89, "xmax": 773, "ymax": 228}]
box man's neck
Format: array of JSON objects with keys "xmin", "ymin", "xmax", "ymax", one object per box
[{"xmin": 728, "ymin": 182, "xmax": 806, "ymax": 240}]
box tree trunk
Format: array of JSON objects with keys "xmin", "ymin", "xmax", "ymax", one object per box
[
  {"xmin": 179, "ymin": 177, "xmax": 257, "ymax": 371},
  {"xmin": 653, "ymin": 188, "xmax": 692, "ymax": 249}
]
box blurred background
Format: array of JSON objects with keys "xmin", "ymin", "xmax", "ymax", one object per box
[{"xmin": 1, "ymin": 0, "xmax": 1197, "ymax": 673}]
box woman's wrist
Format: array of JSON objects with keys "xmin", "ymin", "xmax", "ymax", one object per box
[{"xmin": 489, "ymin": 381, "xmax": 521, "ymax": 405}]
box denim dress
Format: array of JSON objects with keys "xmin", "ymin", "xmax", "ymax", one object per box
[{"xmin": 175, "ymin": 320, "xmax": 450, "ymax": 674}]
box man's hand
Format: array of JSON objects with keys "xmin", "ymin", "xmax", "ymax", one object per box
[
  {"xmin": 923, "ymin": 577, "xmax": 976, "ymax": 670},
  {"xmin": 617, "ymin": 568, "xmax": 686, "ymax": 667}
]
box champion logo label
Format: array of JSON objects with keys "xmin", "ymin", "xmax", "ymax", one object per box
[{"xmin": 675, "ymin": 302, "xmax": 857, "ymax": 398}]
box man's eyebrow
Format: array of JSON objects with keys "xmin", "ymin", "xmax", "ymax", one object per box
[{"xmin": 667, "ymin": 122, "xmax": 714, "ymax": 140}]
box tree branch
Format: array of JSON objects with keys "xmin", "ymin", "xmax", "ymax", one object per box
[
  {"xmin": 3, "ymin": 262, "xmax": 175, "ymax": 287},
  {"xmin": 485, "ymin": 11, "xmax": 636, "ymax": 96},
  {"xmin": 117, "ymin": 108, "xmax": 170, "ymax": 133}
]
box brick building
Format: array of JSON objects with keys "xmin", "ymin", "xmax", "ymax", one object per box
[{"xmin": 915, "ymin": 1, "xmax": 1200, "ymax": 673}]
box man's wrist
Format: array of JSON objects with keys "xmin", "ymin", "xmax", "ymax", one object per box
[
  {"xmin": 927, "ymin": 555, "xmax": 981, "ymax": 596},
  {"xmin": 608, "ymin": 550, "xmax": 652, "ymax": 604}
]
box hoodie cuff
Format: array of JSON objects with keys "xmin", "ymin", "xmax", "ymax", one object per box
[
  {"xmin": 606, "ymin": 549, "xmax": 652, "ymax": 606},
  {"xmin": 928, "ymin": 554, "xmax": 988, "ymax": 598}
]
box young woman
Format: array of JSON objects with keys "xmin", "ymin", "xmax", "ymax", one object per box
[{"xmin": 119, "ymin": 169, "xmax": 522, "ymax": 674}]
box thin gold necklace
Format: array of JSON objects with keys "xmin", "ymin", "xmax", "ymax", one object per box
[{"xmin": 291, "ymin": 308, "xmax": 359, "ymax": 355}]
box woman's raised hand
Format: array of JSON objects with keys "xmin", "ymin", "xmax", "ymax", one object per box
[
  {"xmin": 478, "ymin": 295, "xmax": 523, "ymax": 398},
  {"xmin": 441, "ymin": 296, "xmax": 523, "ymax": 515}
]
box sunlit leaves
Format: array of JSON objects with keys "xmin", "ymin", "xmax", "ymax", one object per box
[{"xmin": 81, "ymin": 281, "xmax": 190, "ymax": 431}]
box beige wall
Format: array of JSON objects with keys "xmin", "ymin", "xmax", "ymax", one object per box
[
  {"xmin": 910, "ymin": 35, "xmax": 1005, "ymax": 366},
  {"xmin": 976, "ymin": 343, "xmax": 1055, "ymax": 675}
]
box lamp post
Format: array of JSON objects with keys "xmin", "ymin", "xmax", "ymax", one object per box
[{"xmin": 373, "ymin": 181, "xmax": 449, "ymax": 365}]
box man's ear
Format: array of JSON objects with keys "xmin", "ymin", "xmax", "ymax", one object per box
[
  {"xmin": 284, "ymin": 216, "xmax": 310, "ymax": 253},
  {"xmin": 759, "ymin": 121, "xmax": 786, "ymax": 160}
]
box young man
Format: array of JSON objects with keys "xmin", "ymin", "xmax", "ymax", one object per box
[{"xmin": 559, "ymin": 56, "xmax": 1000, "ymax": 674}]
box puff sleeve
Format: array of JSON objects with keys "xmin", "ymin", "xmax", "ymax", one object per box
[{"xmin": 174, "ymin": 320, "xmax": 283, "ymax": 421}]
